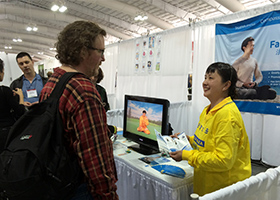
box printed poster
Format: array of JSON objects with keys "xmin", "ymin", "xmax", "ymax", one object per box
[
  {"xmin": 215, "ymin": 10, "xmax": 280, "ymax": 115},
  {"xmin": 134, "ymin": 35, "xmax": 162, "ymax": 74}
]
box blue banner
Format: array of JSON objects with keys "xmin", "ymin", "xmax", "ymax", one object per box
[{"xmin": 215, "ymin": 11, "xmax": 280, "ymax": 115}]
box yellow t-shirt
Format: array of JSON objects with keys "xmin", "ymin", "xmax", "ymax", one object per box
[{"xmin": 182, "ymin": 97, "xmax": 251, "ymax": 196}]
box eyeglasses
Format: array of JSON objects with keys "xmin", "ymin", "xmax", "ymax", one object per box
[{"xmin": 87, "ymin": 46, "xmax": 105, "ymax": 57}]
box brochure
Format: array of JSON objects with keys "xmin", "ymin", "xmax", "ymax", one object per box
[
  {"xmin": 139, "ymin": 154, "xmax": 170, "ymax": 166},
  {"xmin": 155, "ymin": 130, "xmax": 193, "ymax": 153}
]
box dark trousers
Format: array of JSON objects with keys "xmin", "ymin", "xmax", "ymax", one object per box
[
  {"xmin": 237, "ymin": 85, "xmax": 277, "ymax": 100},
  {"xmin": 70, "ymin": 183, "xmax": 94, "ymax": 200}
]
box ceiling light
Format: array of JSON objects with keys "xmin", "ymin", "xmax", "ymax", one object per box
[
  {"xmin": 134, "ymin": 15, "xmax": 141, "ymax": 21},
  {"xmin": 38, "ymin": 52, "xmax": 44, "ymax": 55},
  {"xmin": 26, "ymin": 26, "xmax": 32, "ymax": 31},
  {"xmin": 51, "ymin": 1, "xmax": 67, "ymax": 13},
  {"xmin": 134, "ymin": 11, "xmax": 148, "ymax": 21},
  {"xmin": 13, "ymin": 38, "xmax": 22, "ymax": 42},
  {"xmin": 59, "ymin": 5, "xmax": 67, "ymax": 12},
  {"xmin": 4, "ymin": 45, "xmax": 12, "ymax": 49},
  {"xmin": 26, "ymin": 24, "xmax": 38, "ymax": 32},
  {"xmin": 51, "ymin": 4, "xmax": 59, "ymax": 11}
]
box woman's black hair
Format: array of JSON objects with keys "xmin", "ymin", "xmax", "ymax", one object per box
[
  {"xmin": 96, "ymin": 67, "xmax": 104, "ymax": 83},
  {"xmin": 0, "ymin": 58, "xmax": 4, "ymax": 73},
  {"xmin": 206, "ymin": 62, "xmax": 238, "ymax": 99}
]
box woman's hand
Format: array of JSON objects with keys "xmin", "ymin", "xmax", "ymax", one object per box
[
  {"xmin": 13, "ymin": 88, "xmax": 23, "ymax": 96},
  {"xmin": 170, "ymin": 132, "xmax": 190, "ymax": 141},
  {"xmin": 170, "ymin": 132, "xmax": 180, "ymax": 138},
  {"xmin": 13, "ymin": 88, "xmax": 24, "ymax": 104},
  {"xmin": 169, "ymin": 150, "xmax": 183, "ymax": 162}
]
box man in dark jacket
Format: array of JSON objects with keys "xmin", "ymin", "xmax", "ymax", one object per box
[{"xmin": 10, "ymin": 52, "xmax": 48, "ymax": 107}]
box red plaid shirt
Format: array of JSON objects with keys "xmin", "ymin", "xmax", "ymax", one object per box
[{"xmin": 40, "ymin": 68, "xmax": 118, "ymax": 200}]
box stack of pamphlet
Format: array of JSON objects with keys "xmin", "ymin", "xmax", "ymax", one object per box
[
  {"xmin": 155, "ymin": 130, "xmax": 193, "ymax": 154},
  {"xmin": 138, "ymin": 130, "xmax": 193, "ymax": 179}
]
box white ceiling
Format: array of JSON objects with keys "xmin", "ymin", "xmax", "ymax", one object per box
[{"xmin": 0, "ymin": 0, "xmax": 278, "ymax": 61}]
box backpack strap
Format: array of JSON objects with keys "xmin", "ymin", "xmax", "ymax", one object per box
[{"xmin": 48, "ymin": 72, "xmax": 81, "ymax": 100}]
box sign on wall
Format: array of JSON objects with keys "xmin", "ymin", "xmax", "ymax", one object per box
[
  {"xmin": 135, "ymin": 35, "xmax": 162, "ymax": 74},
  {"xmin": 215, "ymin": 10, "xmax": 280, "ymax": 115}
]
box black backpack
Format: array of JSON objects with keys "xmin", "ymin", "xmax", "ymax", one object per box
[{"xmin": 0, "ymin": 72, "xmax": 81, "ymax": 200}]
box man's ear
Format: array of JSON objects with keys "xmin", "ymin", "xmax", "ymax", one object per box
[{"xmin": 80, "ymin": 47, "xmax": 88, "ymax": 60}]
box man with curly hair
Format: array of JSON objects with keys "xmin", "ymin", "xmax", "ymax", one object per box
[{"xmin": 40, "ymin": 21, "xmax": 118, "ymax": 200}]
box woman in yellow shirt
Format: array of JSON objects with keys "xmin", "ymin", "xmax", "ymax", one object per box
[{"xmin": 170, "ymin": 62, "xmax": 251, "ymax": 196}]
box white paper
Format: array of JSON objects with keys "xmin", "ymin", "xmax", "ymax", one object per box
[{"xmin": 155, "ymin": 130, "xmax": 193, "ymax": 153}]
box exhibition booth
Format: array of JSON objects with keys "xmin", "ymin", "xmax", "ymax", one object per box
[{"xmin": 1, "ymin": 2, "xmax": 280, "ymax": 200}]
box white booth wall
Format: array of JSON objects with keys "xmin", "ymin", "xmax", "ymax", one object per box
[{"xmin": 0, "ymin": 53, "xmax": 20, "ymax": 87}]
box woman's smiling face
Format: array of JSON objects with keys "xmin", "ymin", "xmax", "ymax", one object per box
[{"xmin": 203, "ymin": 70, "xmax": 227, "ymax": 102}]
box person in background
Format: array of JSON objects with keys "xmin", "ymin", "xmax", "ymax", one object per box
[
  {"xmin": 10, "ymin": 52, "xmax": 48, "ymax": 107},
  {"xmin": 0, "ymin": 58, "xmax": 26, "ymax": 153},
  {"xmin": 90, "ymin": 67, "xmax": 110, "ymax": 111},
  {"xmin": 170, "ymin": 62, "xmax": 251, "ymax": 196},
  {"xmin": 47, "ymin": 71, "xmax": 53, "ymax": 78},
  {"xmin": 39, "ymin": 20, "xmax": 118, "ymax": 200},
  {"xmin": 232, "ymin": 37, "xmax": 276, "ymax": 100}
]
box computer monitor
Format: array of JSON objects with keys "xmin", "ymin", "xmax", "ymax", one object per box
[{"xmin": 123, "ymin": 95, "xmax": 170, "ymax": 155}]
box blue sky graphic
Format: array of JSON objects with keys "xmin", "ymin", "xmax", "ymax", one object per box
[{"xmin": 127, "ymin": 100, "xmax": 163, "ymax": 122}]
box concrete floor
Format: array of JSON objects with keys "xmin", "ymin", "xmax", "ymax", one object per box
[{"xmin": 251, "ymin": 160, "xmax": 273, "ymax": 176}]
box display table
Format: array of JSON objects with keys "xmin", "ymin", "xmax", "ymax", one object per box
[{"xmin": 113, "ymin": 136, "xmax": 194, "ymax": 200}]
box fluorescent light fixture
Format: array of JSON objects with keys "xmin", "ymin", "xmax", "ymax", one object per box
[
  {"xmin": 5, "ymin": 45, "xmax": 12, "ymax": 49},
  {"xmin": 51, "ymin": 1, "xmax": 67, "ymax": 12},
  {"xmin": 13, "ymin": 38, "xmax": 23, "ymax": 42},
  {"xmin": 26, "ymin": 26, "xmax": 32, "ymax": 31},
  {"xmin": 134, "ymin": 12, "xmax": 148, "ymax": 21},
  {"xmin": 33, "ymin": 26, "xmax": 38, "ymax": 31},
  {"xmin": 51, "ymin": 4, "xmax": 59, "ymax": 11},
  {"xmin": 59, "ymin": 5, "xmax": 67, "ymax": 12},
  {"xmin": 134, "ymin": 15, "xmax": 141, "ymax": 21},
  {"xmin": 143, "ymin": 15, "xmax": 148, "ymax": 20}
]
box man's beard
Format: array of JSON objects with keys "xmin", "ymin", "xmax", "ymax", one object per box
[{"xmin": 91, "ymin": 66, "xmax": 99, "ymax": 77}]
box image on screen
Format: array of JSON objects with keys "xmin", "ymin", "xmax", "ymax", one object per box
[{"xmin": 126, "ymin": 100, "xmax": 163, "ymax": 141}]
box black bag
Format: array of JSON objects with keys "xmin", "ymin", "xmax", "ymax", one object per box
[{"xmin": 0, "ymin": 72, "xmax": 81, "ymax": 200}]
